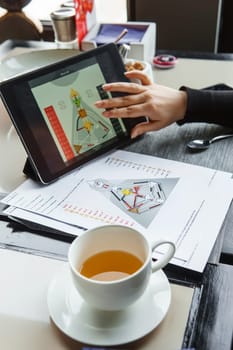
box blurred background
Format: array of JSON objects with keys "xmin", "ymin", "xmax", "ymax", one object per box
[{"xmin": 0, "ymin": 0, "xmax": 233, "ymax": 54}]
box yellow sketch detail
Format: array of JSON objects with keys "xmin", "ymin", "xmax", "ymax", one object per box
[
  {"xmin": 83, "ymin": 120, "xmax": 93, "ymax": 133},
  {"xmin": 79, "ymin": 108, "xmax": 87, "ymax": 118},
  {"xmin": 73, "ymin": 144, "xmax": 82, "ymax": 153},
  {"xmin": 122, "ymin": 188, "xmax": 132, "ymax": 196},
  {"xmin": 70, "ymin": 88, "xmax": 78, "ymax": 98}
]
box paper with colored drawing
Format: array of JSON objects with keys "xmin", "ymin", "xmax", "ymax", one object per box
[{"xmin": 2, "ymin": 149, "xmax": 233, "ymax": 272}]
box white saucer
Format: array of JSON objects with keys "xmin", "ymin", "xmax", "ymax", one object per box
[
  {"xmin": 47, "ymin": 265, "xmax": 171, "ymax": 346},
  {"xmin": 0, "ymin": 49, "xmax": 80, "ymax": 80}
]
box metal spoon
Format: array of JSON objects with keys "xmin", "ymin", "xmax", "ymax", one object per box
[{"xmin": 187, "ymin": 133, "xmax": 233, "ymax": 150}]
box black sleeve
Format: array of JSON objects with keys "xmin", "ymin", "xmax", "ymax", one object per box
[{"xmin": 177, "ymin": 86, "xmax": 233, "ymax": 127}]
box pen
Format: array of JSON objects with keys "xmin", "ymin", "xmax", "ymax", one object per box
[{"xmin": 114, "ymin": 28, "xmax": 128, "ymax": 43}]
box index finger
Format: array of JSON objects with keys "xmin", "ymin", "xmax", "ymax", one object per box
[{"xmin": 102, "ymin": 81, "xmax": 146, "ymax": 94}]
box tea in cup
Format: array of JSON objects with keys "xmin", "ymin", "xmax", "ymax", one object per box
[{"xmin": 68, "ymin": 225, "xmax": 175, "ymax": 311}]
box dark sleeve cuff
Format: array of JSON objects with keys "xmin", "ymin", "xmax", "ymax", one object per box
[{"xmin": 177, "ymin": 86, "xmax": 233, "ymax": 127}]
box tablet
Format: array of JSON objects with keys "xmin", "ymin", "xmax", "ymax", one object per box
[{"xmin": 0, "ymin": 43, "xmax": 145, "ymax": 184}]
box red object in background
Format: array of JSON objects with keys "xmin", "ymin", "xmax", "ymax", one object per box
[
  {"xmin": 153, "ymin": 55, "xmax": 178, "ymax": 69},
  {"xmin": 74, "ymin": 0, "xmax": 95, "ymax": 43}
]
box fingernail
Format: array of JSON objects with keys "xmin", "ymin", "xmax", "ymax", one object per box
[
  {"xmin": 102, "ymin": 84, "xmax": 110, "ymax": 90},
  {"xmin": 131, "ymin": 131, "xmax": 139, "ymax": 139},
  {"xmin": 103, "ymin": 110, "xmax": 112, "ymax": 117},
  {"xmin": 95, "ymin": 100, "xmax": 103, "ymax": 107}
]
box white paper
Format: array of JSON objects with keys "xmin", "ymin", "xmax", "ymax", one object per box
[{"xmin": 2, "ymin": 150, "xmax": 233, "ymax": 272}]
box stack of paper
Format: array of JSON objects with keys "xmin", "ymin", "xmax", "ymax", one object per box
[{"xmin": 2, "ymin": 150, "xmax": 233, "ymax": 273}]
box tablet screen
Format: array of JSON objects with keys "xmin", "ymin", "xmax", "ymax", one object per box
[
  {"xmin": 28, "ymin": 55, "xmax": 127, "ymax": 165},
  {"xmin": 0, "ymin": 44, "xmax": 144, "ymax": 184}
]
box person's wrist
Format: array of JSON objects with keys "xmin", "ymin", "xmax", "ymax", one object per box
[{"xmin": 176, "ymin": 90, "xmax": 187, "ymax": 122}]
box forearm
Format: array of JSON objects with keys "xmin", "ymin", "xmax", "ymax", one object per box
[{"xmin": 178, "ymin": 87, "xmax": 233, "ymax": 127}]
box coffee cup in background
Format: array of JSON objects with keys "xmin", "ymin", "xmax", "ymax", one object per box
[
  {"xmin": 50, "ymin": 8, "xmax": 78, "ymax": 49},
  {"xmin": 68, "ymin": 225, "xmax": 175, "ymax": 311}
]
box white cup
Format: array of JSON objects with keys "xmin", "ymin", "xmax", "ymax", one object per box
[
  {"xmin": 125, "ymin": 59, "xmax": 154, "ymax": 82},
  {"xmin": 68, "ymin": 225, "xmax": 175, "ymax": 311}
]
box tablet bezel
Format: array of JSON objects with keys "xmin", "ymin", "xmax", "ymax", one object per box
[{"xmin": 0, "ymin": 43, "xmax": 145, "ymax": 184}]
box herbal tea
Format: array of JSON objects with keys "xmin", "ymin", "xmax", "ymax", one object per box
[{"xmin": 79, "ymin": 250, "xmax": 143, "ymax": 281}]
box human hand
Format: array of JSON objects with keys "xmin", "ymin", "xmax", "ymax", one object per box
[{"xmin": 95, "ymin": 70, "xmax": 187, "ymax": 138}]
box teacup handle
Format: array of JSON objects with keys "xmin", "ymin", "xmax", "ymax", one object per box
[{"xmin": 151, "ymin": 239, "xmax": 176, "ymax": 272}]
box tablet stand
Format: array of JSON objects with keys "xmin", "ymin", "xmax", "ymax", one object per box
[{"xmin": 23, "ymin": 158, "xmax": 41, "ymax": 182}]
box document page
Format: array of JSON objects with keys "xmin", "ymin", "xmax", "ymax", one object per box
[{"xmin": 2, "ymin": 150, "xmax": 233, "ymax": 272}]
